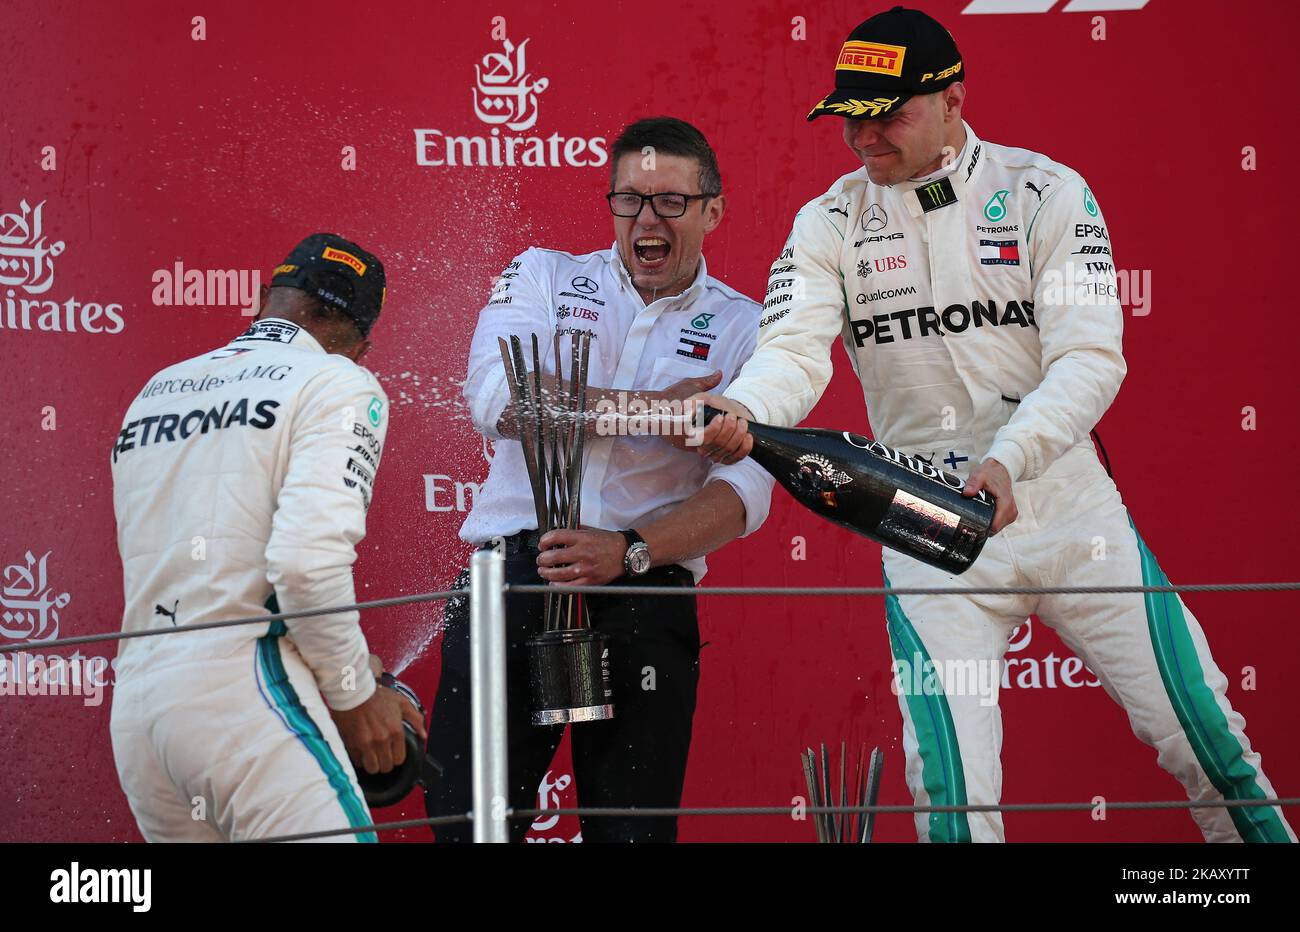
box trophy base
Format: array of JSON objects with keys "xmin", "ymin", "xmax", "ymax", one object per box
[
  {"xmin": 531, "ymin": 703, "xmax": 615, "ymax": 726},
  {"xmin": 526, "ymin": 628, "xmax": 613, "ymax": 727}
]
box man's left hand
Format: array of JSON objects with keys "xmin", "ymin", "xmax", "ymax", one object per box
[
  {"xmin": 963, "ymin": 459, "xmax": 1018, "ymax": 534},
  {"xmin": 537, "ymin": 528, "xmax": 629, "ymax": 586}
]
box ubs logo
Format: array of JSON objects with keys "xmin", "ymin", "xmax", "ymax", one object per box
[{"xmin": 556, "ymin": 304, "xmax": 599, "ymax": 322}]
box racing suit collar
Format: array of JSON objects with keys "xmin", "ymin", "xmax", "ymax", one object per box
[
  {"xmin": 228, "ymin": 317, "xmax": 328, "ymax": 353},
  {"xmin": 896, "ymin": 120, "xmax": 982, "ymax": 219},
  {"xmin": 607, "ymin": 242, "xmax": 710, "ymax": 310}
]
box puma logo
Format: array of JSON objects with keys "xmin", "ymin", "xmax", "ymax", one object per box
[
  {"xmin": 1025, "ymin": 181, "xmax": 1050, "ymax": 201},
  {"xmin": 827, "ymin": 205, "xmax": 849, "ymax": 217},
  {"xmin": 154, "ymin": 600, "xmax": 179, "ymax": 625}
]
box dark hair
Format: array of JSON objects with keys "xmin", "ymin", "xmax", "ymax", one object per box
[
  {"xmin": 609, "ymin": 116, "xmax": 722, "ymax": 197},
  {"xmin": 265, "ymin": 286, "xmax": 364, "ymax": 342}
]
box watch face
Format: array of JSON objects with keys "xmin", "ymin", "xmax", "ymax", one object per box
[{"xmin": 627, "ymin": 543, "xmax": 651, "ymax": 575}]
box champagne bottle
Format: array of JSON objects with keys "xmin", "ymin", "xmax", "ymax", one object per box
[{"xmin": 703, "ymin": 407, "xmax": 994, "ymax": 574}]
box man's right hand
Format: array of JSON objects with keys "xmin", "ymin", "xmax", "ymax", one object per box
[
  {"xmin": 331, "ymin": 685, "xmax": 426, "ymax": 775},
  {"xmin": 683, "ymin": 393, "xmax": 754, "ymax": 463}
]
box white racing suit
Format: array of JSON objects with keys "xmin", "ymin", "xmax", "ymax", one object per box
[
  {"xmin": 725, "ymin": 123, "xmax": 1295, "ymax": 842},
  {"xmin": 109, "ymin": 318, "xmax": 388, "ymax": 842}
]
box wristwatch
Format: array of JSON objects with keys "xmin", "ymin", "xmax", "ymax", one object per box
[{"xmin": 621, "ymin": 529, "xmax": 651, "ymax": 577}]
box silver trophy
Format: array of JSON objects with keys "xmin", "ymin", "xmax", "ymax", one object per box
[
  {"xmin": 498, "ymin": 331, "xmax": 613, "ymax": 725},
  {"xmin": 799, "ymin": 742, "xmax": 884, "ymax": 843}
]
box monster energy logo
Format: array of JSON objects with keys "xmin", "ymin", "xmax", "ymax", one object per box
[{"xmin": 916, "ymin": 177, "xmax": 956, "ymax": 213}]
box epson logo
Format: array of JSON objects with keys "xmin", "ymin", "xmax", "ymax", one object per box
[{"xmin": 1074, "ymin": 223, "xmax": 1109, "ymax": 241}]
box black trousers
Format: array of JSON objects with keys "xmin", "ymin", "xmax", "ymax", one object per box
[{"xmin": 425, "ymin": 545, "xmax": 701, "ymax": 843}]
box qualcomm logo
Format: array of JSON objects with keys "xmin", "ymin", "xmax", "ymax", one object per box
[
  {"xmin": 415, "ymin": 29, "xmax": 608, "ymax": 168},
  {"xmin": 963, "ymin": 0, "xmax": 1149, "ymax": 12}
]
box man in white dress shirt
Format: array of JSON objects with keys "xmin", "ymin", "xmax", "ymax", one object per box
[{"xmin": 426, "ymin": 117, "xmax": 773, "ymax": 842}]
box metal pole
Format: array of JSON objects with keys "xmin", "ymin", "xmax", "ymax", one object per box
[{"xmin": 470, "ymin": 548, "xmax": 509, "ymax": 843}]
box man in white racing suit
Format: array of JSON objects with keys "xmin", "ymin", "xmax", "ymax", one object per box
[
  {"xmin": 695, "ymin": 7, "xmax": 1295, "ymax": 842},
  {"xmin": 110, "ymin": 233, "xmax": 423, "ymax": 842}
]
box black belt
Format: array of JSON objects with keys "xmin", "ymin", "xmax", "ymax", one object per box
[
  {"xmin": 483, "ymin": 531, "xmax": 694, "ymax": 585},
  {"xmin": 481, "ymin": 530, "xmax": 543, "ymax": 555}
]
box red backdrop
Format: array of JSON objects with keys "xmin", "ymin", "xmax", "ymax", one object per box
[{"xmin": 3, "ymin": 0, "xmax": 1297, "ymax": 842}]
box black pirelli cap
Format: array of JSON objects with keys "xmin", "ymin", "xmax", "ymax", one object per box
[{"xmin": 807, "ymin": 6, "xmax": 964, "ymax": 121}]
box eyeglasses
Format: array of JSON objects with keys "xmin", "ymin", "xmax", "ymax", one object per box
[{"xmin": 606, "ymin": 191, "xmax": 720, "ymax": 219}]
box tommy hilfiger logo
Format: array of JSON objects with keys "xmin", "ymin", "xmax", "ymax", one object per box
[
  {"xmin": 979, "ymin": 239, "xmax": 1020, "ymax": 266},
  {"xmin": 677, "ymin": 337, "xmax": 710, "ymax": 361}
]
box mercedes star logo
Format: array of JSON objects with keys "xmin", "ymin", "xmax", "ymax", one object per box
[
  {"xmin": 571, "ymin": 276, "xmax": 598, "ymax": 294},
  {"xmin": 861, "ymin": 204, "xmax": 888, "ymax": 232}
]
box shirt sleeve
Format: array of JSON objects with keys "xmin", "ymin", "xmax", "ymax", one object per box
[
  {"xmin": 982, "ymin": 176, "xmax": 1127, "ymax": 482},
  {"xmin": 265, "ymin": 364, "xmax": 389, "ymax": 711},
  {"xmin": 705, "ymin": 458, "xmax": 774, "ymax": 537},
  {"xmin": 463, "ymin": 248, "xmax": 555, "ymax": 440},
  {"xmin": 722, "ymin": 205, "xmax": 847, "ymax": 427}
]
